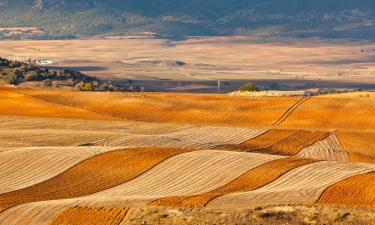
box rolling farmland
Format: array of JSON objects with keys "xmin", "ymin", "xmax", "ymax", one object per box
[{"xmin": 0, "ymin": 86, "xmax": 375, "ymax": 224}]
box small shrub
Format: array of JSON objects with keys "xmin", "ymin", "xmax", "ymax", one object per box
[{"xmin": 239, "ymin": 83, "xmax": 258, "ymax": 92}]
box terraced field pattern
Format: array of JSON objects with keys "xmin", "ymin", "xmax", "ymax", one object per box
[{"xmin": 0, "ymin": 86, "xmax": 374, "ymax": 224}]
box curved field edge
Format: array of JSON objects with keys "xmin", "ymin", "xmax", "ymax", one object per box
[
  {"xmin": 149, "ymin": 157, "xmax": 317, "ymax": 208},
  {"xmin": 217, "ymin": 129, "xmax": 330, "ymax": 157},
  {"xmin": 49, "ymin": 206, "xmax": 130, "ymax": 225},
  {"xmin": 317, "ymin": 171, "xmax": 375, "ymax": 208},
  {"xmin": 0, "ymin": 148, "xmax": 192, "ymax": 213},
  {"xmin": 207, "ymin": 161, "xmax": 375, "ymax": 208},
  {"xmin": 0, "ymin": 146, "xmax": 119, "ymax": 194}
]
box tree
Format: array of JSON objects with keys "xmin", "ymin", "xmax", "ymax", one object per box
[
  {"xmin": 81, "ymin": 82, "xmax": 95, "ymax": 91},
  {"xmin": 239, "ymin": 83, "xmax": 258, "ymax": 92}
]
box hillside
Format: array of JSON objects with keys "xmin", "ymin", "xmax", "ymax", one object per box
[{"xmin": 1, "ymin": 0, "xmax": 375, "ymax": 39}]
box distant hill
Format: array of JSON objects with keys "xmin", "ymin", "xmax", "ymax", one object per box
[{"xmin": 1, "ymin": 0, "xmax": 375, "ymax": 39}]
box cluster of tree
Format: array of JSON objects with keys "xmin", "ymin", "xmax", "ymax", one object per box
[
  {"xmin": 0, "ymin": 57, "xmax": 96, "ymax": 85},
  {"xmin": 0, "ymin": 57, "xmax": 131, "ymax": 92}
]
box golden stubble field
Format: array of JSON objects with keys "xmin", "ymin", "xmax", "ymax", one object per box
[
  {"xmin": 1, "ymin": 37, "xmax": 375, "ymax": 84},
  {"xmin": 0, "ymin": 87, "xmax": 375, "ymax": 224}
]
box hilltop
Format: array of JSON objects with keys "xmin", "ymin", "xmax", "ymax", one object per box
[{"xmin": 1, "ymin": 0, "xmax": 375, "ymax": 39}]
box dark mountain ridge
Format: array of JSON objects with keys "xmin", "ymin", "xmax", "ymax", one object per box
[{"xmin": 1, "ymin": 0, "xmax": 375, "ymax": 39}]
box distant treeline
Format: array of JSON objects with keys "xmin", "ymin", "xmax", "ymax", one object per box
[{"xmin": 0, "ymin": 57, "xmax": 121, "ymax": 91}]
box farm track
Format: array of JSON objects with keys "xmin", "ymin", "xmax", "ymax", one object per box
[
  {"xmin": 0, "ymin": 148, "xmax": 191, "ymax": 213},
  {"xmin": 273, "ymin": 96, "xmax": 311, "ymax": 125},
  {"xmin": 49, "ymin": 206, "xmax": 130, "ymax": 225},
  {"xmin": 149, "ymin": 157, "xmax": 317, "ymax": 208},
  {"xmin": 0, "ymin": 146, "xmax": 117, "ymax": 194},
  {"xmin": 280, "ymin": 97, "xmax": 375, "ymax": 129},
  {"xmin": 317, "ymin": 172, "xmax": 375, "ymax": 208},
  {"xmin": 208, "ymin": 161, "xmax": 375, "ymax": 208}
]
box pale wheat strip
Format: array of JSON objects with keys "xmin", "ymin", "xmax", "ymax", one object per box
[
  {"xmin": 0, "ymin": 146, "xmax": 117, "ymax": 194},
  {"xmin": 208, "ymin": 161, "xmax": 375, "ymax": 209},
  {"xmin": 297, "ymin": 134, "xmax": 349, "ymax": 161},
  {"xmin": 79, "ymin": 151, "xmax": 284, "ymax": 200}
]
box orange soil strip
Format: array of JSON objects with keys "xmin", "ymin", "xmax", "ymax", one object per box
[
  {"xmin": 0, "ymin": 88, "xmax": 109, "ymax": 120},
  {"xmin": 217, "ymin": 130, "xmax": 329, "ymax": 156},
  {"xmin": 317, "ymin": 172, "xmax": 375, "ymax": 208},
  {"xmin": 149, "ymin": 157, "xmax": 317, "ymax": 208},
  {"xmin": 265, "ymin": 130, "xmax": 330, "ymax": 155},
  {"xmin": 336, "ymin": 132, "xmax": 375, "ymax": 164},
  {"xmin": 0, "ymin": 148, "xmax": 191, "ymax": 213},
  {"xmin": 49, "ymin": 206, "xmax": 129, "ymax": 225},
  {"xmin": 217, "ymin": 129, "xmax": 296, "ymax": 151}
]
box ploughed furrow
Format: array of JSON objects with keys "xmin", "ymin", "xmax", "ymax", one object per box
[
  {"xmin": 98, "ymin": 126, "xmax": 266, "ymax": 149},
  {"xmin": 336, "ymin": 131, "xmax": 375, "ymax": 164},
  {"xmin": 150, "ymin": 157, "xmax": 316, "ymax": 208},
  {"xmin": 49, "ymin": 206, "xmax": 130, "ymax": 225},
  {"xmin": 0, "ymin": 148, "xmax": 191, "ymax": 213},
  {"xmin": 0, "ymin": 146, "xmax": 116, "ymax": 194},
  {"xmin": 296, "ymin": 134, "xmax": 349, "ymax": 161},
  {"xmin": 208, "ymin": 161, "xmax": 375, "ymax": 209},
  {"xmin": 76, "ymin": 151, "xmax": 284, "ymax": 202},
  {"xmin": 217, "ymin": 129, "xmax": 296, "ymax": 151},
  {"xmin": 317, "ymin": 172, "xmax": 375, "ymax": 208}
]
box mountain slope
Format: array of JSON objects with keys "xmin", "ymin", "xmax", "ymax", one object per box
[{"xmin": 1, "ymin": 0, "xmax": 375, "ymax": 39}]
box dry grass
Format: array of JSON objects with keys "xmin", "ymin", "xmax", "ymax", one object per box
[
  {"xmin": 149, "ymin": 157, "xmax": 316, "ymax": 208},
  {"xmin": 49, "ymin": 206, "xmax": 129, "ymax": 225},
  {"xmin": 336, "ymin": 131, "xmax": 375, "ymax": 164},
  {"xmin": 318, "ymin": 172, "xmax": 375, "ymax": 208},
  {"xmin": 0, "ymin": 148, "xmax": 191, "ymax": 212}
]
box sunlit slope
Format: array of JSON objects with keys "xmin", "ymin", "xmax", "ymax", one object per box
[{"xmin": 1, "ymin": 87, "xmax": 374, "ymax": 130}]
